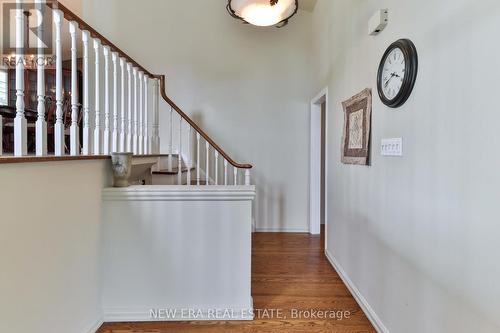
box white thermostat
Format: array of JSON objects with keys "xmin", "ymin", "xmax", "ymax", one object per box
[{"xmin": 369, "ymin": 9, "xmax": 388, "ymax": 36}]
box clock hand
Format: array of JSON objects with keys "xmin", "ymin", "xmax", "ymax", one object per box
[
  {"xmin": 384, "ymin": 72, "xmax": 401, "ymax": 88},
  {"xmin": 384, "ymin": 74, "xmax": 395, "ymax": 88}
]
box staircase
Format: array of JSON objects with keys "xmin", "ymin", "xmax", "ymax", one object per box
[
  {"xmin": 151, "ymin": 154, "xmax": 198, "ymax": 185},
  {"xmin": 1, "ymin": 0, "xmax": 253, "ymax": 187}
]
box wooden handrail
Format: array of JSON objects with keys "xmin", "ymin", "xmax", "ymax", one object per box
[
  {"xmin": 154, "ymin": 75, "xmax": 252, "ymax": 169},
  {"xmin": 48, "ymin": 0, "xmax": 252, "ymax": 170}
]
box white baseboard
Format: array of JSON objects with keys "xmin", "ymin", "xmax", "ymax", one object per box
[
  {"xmin": 85, "ymin": 318, "xmax": 104, "ymax": 333},
  {"xmin": 324, "ymin": 249, "xmax": 389, "ymax": 333},
  {"xmin": 103, "ymin": 302, "xmax": 254, "ymax": 322},
  {"xmin": 254, "ymin": 227, "xmax": 309, "ymax": 233}
]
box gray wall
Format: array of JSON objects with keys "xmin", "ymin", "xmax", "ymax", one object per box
[{"xmin": 311, "ymin": 0, "xmax": 500, "ymax": 332}]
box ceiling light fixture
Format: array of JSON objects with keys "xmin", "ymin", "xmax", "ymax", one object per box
[{"xmin": 227, "ymin": 0, "xmax": 298, "ymax": 28}]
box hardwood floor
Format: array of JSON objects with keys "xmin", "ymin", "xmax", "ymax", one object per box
[{"xmin": 97, "ymin": 228, "xmax": 376, "ymax": 333}]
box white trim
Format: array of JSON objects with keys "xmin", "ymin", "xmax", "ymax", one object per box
[
  {"xmin": 102, "ymin": 185, "xmax": 256, "ymax": 201},
  {"xmin": 254, "ymin": 227, "xmax": 309, "ymax": 233},
  {"xmin": 309, "ymin": 87, "xmax": 329, "ymax": 236},
  {"xmin": 324, "ymin": 249, "xmax": 389, "ymax": 333},
  {"xmin": 85, "ymin": 318, "xmax": 103, "ymax": 333},
  {"xmin": 103, "ymin": 301, "xmax": 254, "ymax": 322}
]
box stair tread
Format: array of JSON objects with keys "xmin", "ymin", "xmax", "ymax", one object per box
[{"xmin": 152, "ymin": 166, "xmax": 195, "ymax": 175}]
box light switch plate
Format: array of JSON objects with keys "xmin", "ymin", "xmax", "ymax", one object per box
[{"xmin": 381, "ymin": 138, "xmax": 403, "ymax": 156}]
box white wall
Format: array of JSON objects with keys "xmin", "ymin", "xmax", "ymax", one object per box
[
  {"xmin": 101, "ymin": 185, "xmax": 255, "ymax": 321},
  {"xmin": 0, "ymin": 161, "xmax": 111, "ymax": 333},
  {"xmin": 62, "ymin": 0, "xmax": 83, "ymax": 16},
  {"xmin": 311, "ymin": 0, "xmax": 500, "ymax": 332},
  {"xmin": 82, "ymin": 0, "xmax": 313, "ymax": 232}
]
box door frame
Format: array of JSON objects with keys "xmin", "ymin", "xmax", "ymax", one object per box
[{"xmin": 309, "ymin": 87, "xmax": 328, "ymax": 235}]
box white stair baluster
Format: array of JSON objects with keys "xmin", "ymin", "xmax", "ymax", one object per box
[
  {"xmin": 93, "ymin": 39, "xmax": 101, "ymax": 155},
  {"xmin": 119, "ymin": 58, "xmax": 126, "ymax": 152},
  {"xmin": 103, "ymin": 46, "xmax": 111, "ymax": 155},
  {"xmin": 53, "ymin": 9, "xmax": 64, "ymax": 156},
  {"xmin": 143, "ymin": 75, "xmax": 149, "ymax": 154},
  {"xmin": 132, "ymin": 68, "xmax": 138, "ymax": 154},
  {"xmin": 127, "ymin": 63, "xmax": 133, "ymax": 152},
  {"xmin": 138, "ymin": 71, "xmax": 144, "ymax": 155},
  {"xmin": 205, "ymin": 142, "xmax": 210, "ymax": 185},
  {"xmin": 35, "ymin": 0, "xmax": 47, "ymax": 156},
  {"xmin": 69, "ymin": 21, "xmax": 79, "ymax": 155},
  {"xmin": 234, "ymin": 167, "xmax": 238, "ymax": 186},
  {"xmin": 153, "ymin": 78, "xmax": 160, "ymax": 154},
  {"xmin": 186, "ymin": 126, "xmax": 191, "ymax": 185},
  {"xmin": 196, "ymin": 132, "xmax": 201, "ymax": 185},
  {"xmin": 178, "ymin": 118, "xmax": 182, "ymax": 184},
  {"xmin": 245, "ymin": 169, "xmax": 251, "ymax": 185},
  {"xmin": 224, "ymin": 160, "xmax": 228, "ymax": 185},
  {"xmin": 82, "ymin": 31, "xmax": 91, "ymax": 155},
  {"xmin": 167, "ymin": 107, "xmax": 173, "ymax": 171},
  {"xmin": 214, "ymin": 151, "xmax": 219, "ymax": 185},
  {"xmin": 111, "ymin": 52, "xmax": 119, "ymax": 152},
  {"xmin": 14, "ymin": 0, "xmax": 27, "ymax": 156}
]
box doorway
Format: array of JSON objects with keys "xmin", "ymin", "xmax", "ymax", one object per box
[{"xmin": 310, "ymin": 88, "xmax": 328, "ymax": 236}]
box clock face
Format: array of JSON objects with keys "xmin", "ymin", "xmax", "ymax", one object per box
[
  {"xmin": 377, "ymin": 39, "xmax": 418, "ymax": 108},
  {"xmin": 381, "ymin": 48, "xmax": 405, "ymax": 100}
]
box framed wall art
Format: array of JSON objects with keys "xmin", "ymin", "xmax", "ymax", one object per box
[{"xmin": 341, "ymin": 88, "xmax": 372, "ymax": 165}]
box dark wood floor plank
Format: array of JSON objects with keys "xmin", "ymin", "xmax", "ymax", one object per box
[{"xmin": 97, "ymin": 228, "xmax": 376, "ymax": 333}]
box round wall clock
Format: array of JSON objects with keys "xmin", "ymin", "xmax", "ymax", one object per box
[{"xmin": 377, "ymin": 39, "xmax": 418, "ymax": 108}]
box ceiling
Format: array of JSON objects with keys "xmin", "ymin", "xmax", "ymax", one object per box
[{"xmin": 298, "ymin": 0, "xmax": 318, "ymax": 12}]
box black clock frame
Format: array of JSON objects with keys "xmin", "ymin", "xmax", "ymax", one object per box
[{"xmin": 377, "ymin": 39, "xmax": 418, "ymax": 108}]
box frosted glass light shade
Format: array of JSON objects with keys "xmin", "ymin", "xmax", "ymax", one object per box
[{"xmin": 227, "ymin": 0, "xmax": 298, "ymax": 27}]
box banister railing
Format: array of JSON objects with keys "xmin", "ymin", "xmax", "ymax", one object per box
[
  {"xmin": 3, "ymin": 0, "xmax": 252, "ymax": 185},
  {"xmin": 154, "ymin": 75, "xmax": 252, "ymax": 170}
]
